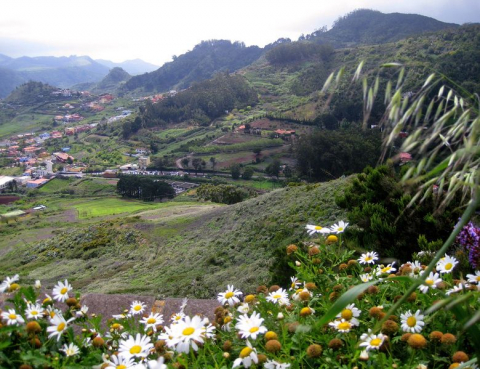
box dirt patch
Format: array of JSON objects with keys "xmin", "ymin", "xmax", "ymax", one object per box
[{"xmin": 0, "ymin": 195, "xmax": 20, "ymax": 205}]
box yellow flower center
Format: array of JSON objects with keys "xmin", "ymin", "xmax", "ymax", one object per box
[
  {"xmin": 43, "ymin": 297, "xmax": 51, "ymax": 304},
  {"xmin": 273, "ymin": 294, "xmax": 281, "ymax": 299},
  {"xmin": 426, "ymin": 279, "xmax": 434, "ymax": 286},
  {"xmin": 60, "ymin": 287, "xmax": 68, "ymax": 294},
  {"xmin": 445, "ymin": 263, "xmax": 453, "ymax": 270},
  {"xmin": 117, "ymin": 365, "xmax": 127, "ymax": 369},
  {"xmin": 175, "ymin": 315, "xmax": 181, "ymax": 320},
  {"xmin": 9, "ymin": 314, "xmax": 16, "ymax": 320},
  {"xmin": 9, "ymin": 283, "xmax": 20, "ymax": 291},
  {"xmin": 50, "ymin": 311, "xmax": 55, "ymax": 318},
  {"xmin": 134, "ymin": 305, "xmax": 142, "ymax": 311},
  {"xmin": 338, "ymin": 322, "xmax": 351, "ymax": 331},
  {"xmin": 239, "ymin": 347, "xmax": 253, "ymax": 358},
  {"xmin": 370, "ymin": 338, "xmax": 382, "ymax": 347},
  {"xmin": 31, "ymin": 310, "xmax": 38, "ymax": 315},
  {"xmin": 224, "ymin": 316, "xmax": 232, "ymax": 324},
  {"xmin": 341, "ymin": 309, "xmax": 353, "ymax": 320},
  {"xmin": 129, "ymin": 345, "xmax": 142, "ymax": 354},
  {"xmin": 57, "ymin": 322, "xmax": 66, "ymax": 332},
  {"xmin": 183, "ymin": 327, "xmax": 195, "ymax": 336},
  {"xmin": 338, "ymin": 227, "xmax": 344, "ymax": 232},
  {"xmin": 111, "ymin": 323, "xmax": 121, "ymax": 330},
  {"xmin": 249, "ymin": 326, "xmax": 259, "ymax": 333},
  {"xmin": 407, "ymin": 316, "xmax": 417, "ymax": 327},
  {"xmin": 225, "ymin": 291, "xmax": 234, "ymax": 298},
  {"xmin": 365, "ymin": 256, "xmax": 372, "ymax": 261},
  {"xmin": 315, "ymin": 226, "xmax": 322, "ymax": 230},
  {"xmin": 147, "ymin": 318, "xmax": 156, "ymax": 324},
  {"xmin": 476, "ymin": 276, "xmax": 480, "ymax": 281}
]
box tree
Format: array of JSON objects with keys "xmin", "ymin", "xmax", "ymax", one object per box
[
  {"xmin": 192, "ymin": 158, "xmax": 203, "ymax": 175},
  {"xmin": 181, "ymin": 158, "xmax": 190, "ymax": 168},
  {"xmin": 265, "ymin": 159, "xmax": 281, "ymax": 178},
  {"xmin": 209, "ymin": 157, "xmax": 217, "ymax": 170},
  {"xmin": 231, "ymin": 164, "xmax": 241, "ymax": 179},
  {"xmin": 283, "ymin": 165, "xmax": 293, "ymax": 178},
  {"xmin": 242, "ymin": 167, "xmax": 254, "ymax": 180}
]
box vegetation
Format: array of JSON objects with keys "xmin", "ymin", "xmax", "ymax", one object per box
[
  {"xmin": 117, "ymin": 176, "xmax": 175, "ymax": 201},
  {"xmin": 196, "ymin": 184, "xmax": 255, "ymax": 205}
]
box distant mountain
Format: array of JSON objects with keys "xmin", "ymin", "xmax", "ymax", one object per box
[
  {"xmin": 124, "ymin": 40, "xmax": 263, "ymax": 93},
  {"xmin": 4, "ymin": 81, "xmax": 58, "ymax": 104},
  {"xmin": 95, "ymin": 58, "xmax": 159, "ymax": 75},
  {"xmin": 303, "ymin": 9, "xmax": 459, "ymax": 47},
  {"xmin": 72, "ymin": 67, "xmax": 131, "ymax": 94},
  {"xmin": 0, "ymin": 55, "xmax": 110, "ymax": 98}
]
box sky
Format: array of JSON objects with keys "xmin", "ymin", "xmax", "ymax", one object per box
[{"xmin": 0, "ymin": 0, "xmax": 479, "ymax": 67}]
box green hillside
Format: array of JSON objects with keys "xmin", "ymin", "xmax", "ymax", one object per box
[{"xmin": 0, "ymin": 177, "xmax": 349, "ymax": 297}]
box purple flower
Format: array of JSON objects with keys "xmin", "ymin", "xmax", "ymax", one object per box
[{"xmin": 456, "ymin": 221, "xmax": 480, "ymax": 268}]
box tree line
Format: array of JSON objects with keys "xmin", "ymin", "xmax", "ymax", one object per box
[{"xmin": 117, "ymin": 176, "xmax": 175, "ymax": 201}]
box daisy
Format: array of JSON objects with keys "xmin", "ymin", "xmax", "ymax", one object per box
[
  {"xmin": 266, "ymin": 288, "xmax": 289, "ymax": 306},
  {"xmin": 466, "ymin": 270, "xmax": 480, "ymax": 284},
  {"xmin": 118, "ymin": 333, "xmax": 154, "ymax": 360},
  {"xmin": 359, "ymin": 273, "xmax": 373, "ymax": 282},
  {"xmin": 25, "ymin": 303, "xmax": 44, "ymax": 320},
  {"xmin": 305, "ymin": 224, "xmax": 331, "ymax": 236},
  {"xmin": 358, "ymin": 251, "xmax": 379, "ymax": 265},
  {"xmin": 237, "ymin": 303, "xmax": 250, "ymax": 314},
  {"xmin": 264, "ymin": 359, "xmax": 291, "ymax": 369},
  {"xmin": 171, "ymin": 312, "xmax": 185, "ymax": 323},
  {"xmin": 329, "ymin": 319, "xmax": 354, "ymax": 333},
  {"xmin": 104, "ymin": 354, "xmax": 136, "ymax": 369},
  {"xmin": 418, "ymin": 272, "xmax": 442, "ymax": 293},
  {"xmin": 235, "ymin": 311, "xmax": 267, "ymax": 340},
  {"xmin": 61, "ymin": 343, "xmax": 80, "ymax": 357},
  {"xmin": 47, "ymin": 314, "xmax": 75, "ymax": 341},
  {"xmin": 52, "ymin": 279, "xmax": 72, "ymax": 302},
  {"xmin": 407, "ymin": 260, "xmax": 423, "ymax": 277},
  {"xmin": 35, "ymin": 280, "xmax": 42, "ymax": 289},
  {"xmin": 292, "ymin": 287, "xmax": 312, "ymax": 301},
  {"xmin": 359, "ymin": 329, "xmax": 385, "ymax": 351},
  {"xmin": 76, "ymin": 305, "xmax": 89, "ymax": 318},
  {"xmin": 400, "ymin": 310, "xmax": 425, "ymax": 333},
  {"xmin": 130, "ymin": 300, "xmax": 146, "ymax": 315},
  {"xmin": 160, "ymin": 315, "xmax": 209, "ymax": 353},
  {"xmin": 0, "ymin": 274, "xmax": 19, "ymax": 293},
  {"xmin": 336, "ymin": 303, "xmax": 361, "ymax": 326},
  {"xmin": 140, "ymin": 312, "xmax": 164, "ymax": 332},
  {"xmin": 217, "ymin": 285, "xmax": 242, "ymax": 306},
  {"xmin": 376, "ymin": 263, "xmax": 397, "ymax": 276},
  {"xmin": 446, "ymin": 283, "xmax": 470, "ymax": 296},
  {"xmin": 289, "ymin": 276, "xmax": 301, "ymax": 291},
  {"xmin": 1, "ymin": 308, "xmax": 25, "ymax": 325},
  {"xmin": 146, "ymin": 357, "xmax": 167, "ymax": 369},
  {"xmin": 330, "ymin": 220, "xmax": 348, "ymax": 234},
  {"xmin": 233, "ymin": 340, "xmax": 258, "ymax": 368},
  {"xmin": 436, "ymin": 255, "xmax": 459, "ymax": 274}
]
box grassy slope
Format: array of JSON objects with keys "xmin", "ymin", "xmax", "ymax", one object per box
[{"xmin": 1, "ymin": 177, "xmax": 349, "ymax": 298}]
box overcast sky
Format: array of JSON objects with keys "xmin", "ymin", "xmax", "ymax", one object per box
[{"xmin": 0, "ymin": 0, "xmax": 479, "ymax": 66}]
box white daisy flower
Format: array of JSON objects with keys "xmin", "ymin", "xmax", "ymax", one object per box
[
  {"xmin": 336, "ymin": 303, "xmax": 361, "ymax": 326},
  {"xmin": 358, "ymin": 251, "xmax": 379, "ymax": 265},
  {"xmin": 34, "ymin": 280, "xmax": 42, "ymax": 289},
  {"xmin": 266, "ymin": 288, "xmax": 289, "ymax": 306},
  {"xmin": 329, "ymin": 319, "xmax": 354, "ymax": 333},
  {"xmin": 47, "ymin": 314, "xmax": 75, "ymax": 341},
  {"xmin": 171, "ymin": 312, "xmax": 185, "ymax": 323},
  {"xmin": 76, "ymin": 305, "xmax": 89, "ymax": 318},
  {"xmin": 160, "ymin": 315, "xmax": 209, "ymax": 353},
  {"xmin": 289, "ymin": 276, "xmax": 301, "ymax": 291},
  {"xmin": 375, "ymin": 263, "xmax": 396, "ymax": 276},
  {"xmin": 446, "ymin": 283, "xmax": 470, "ymax": 296},
  {"xmin": 264, "ymin": 359, "xmax": 291, "ymax": 369},
  {"xmin": 217, "ymin": 285, "xmax": 242, "ymax": 306},
  {"xmin": 418, "ymin": 272, "xmax": 442, "ymax": 293},
  {"xmin": 112, "ymin": 313, "xmax": 127, "ymax": 320},
  {"xmin": 140, "ymin": 313, "xmax": 164, "ymax": 332},
  {"xmin": 292, "ymin": 287, "xmax": 312, "ymax": 301},
  {"xmin": 1, "ymin": 308, "xmax": 25, "ymax": 325},
  {"xmin": 407, "ymin": 260, "xmax": 423, "ymax": 277},
  {"xmin": 359, "ymin": 273, "xmax": 373, "ymax": 282},
  {"xmin": 45, "ymin": 305, "xmax": 62, "ymax": 320},
  {"xmin": 0, "ymin": 274, "xmax": 19, "ymax": 293},
  {"xmin": 61, "ymin": 342, "xmax": 80, "ymax": 357},
  {"xmin": 104, "ymin": 354, "xmax": 136, "ymax": 369},
  {"xmin": 25, "ymin": 303, "xmax": 44, "ymax": 320},
  {"xmin": 359, "ymin": 329, "xmax": 385, "ymax": 351},
  {"xmin": 305, "ymin": 224, "xmax": 331, "ymax": 236},
  {"xmin": 146, "ymin": 356, "xmax": 167, "ymax": 369},
  {"xmin": 233, "ymin": 340, "xmax": 258, "ymax": 368},
  {"xmin": 436, "ymin": 255, "xmax": 459, "ymax": 274},
  {"xmin": 118, "ymin": 333, "xmax": 154, "ymax": 360},
  {"xmin": 466, "ymin": 271, "xmax": 480, "ymax": 284},
  {"xmin": 330, "ymin": 220, "xmax": 348, "ymax": 234},
  {"xmin": 235, "ymin": 311, "xmax": 268, "ymax": 340},
  {"xmin": 129, "ymin": 300, "xmax": 146, "ymax": 315},
  {"xmin": 52, "ymin": 279, "xmax": 72, "ymax": 302},
  {"xmin": 400, "ymin": 310, "xmax": 425, "ymax": 333},
  {"xmin": 237, "ymin": 303, "xmax": 250, "ymax": 314}
]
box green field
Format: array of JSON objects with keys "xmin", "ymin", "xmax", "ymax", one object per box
[{"xmin": 72, "ymin": 198, "xmax": 201, "ymax": 219}]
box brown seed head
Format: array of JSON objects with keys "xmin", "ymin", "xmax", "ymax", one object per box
[
  {"xmin": 309, "ymin": 246, "xmax": 320, "ymax": 256},
  {"xmin": 441, "ymin": 333, "xmax": 457, "ymax": 345},
  {"xmin": 269, "ymin": 285, "xmax": 280, "ymax": 292},
  {"xmin": 265, "ymin": 339, "xmax": 282, "ymax": 353},
  {"xmin": 286, "ymin": 322, "xmax": 299, "ymax": 333},
  {"xmin": 256, "ymin": 285, "xmax": 268, "ymax": 294},
  {"xmin": 347, "ymin": 259, "xmax": 357, "ymax": 267},
  {"xmin": 452, "ymin": 351, "xmax": 469, "ymax": 363},
  {"xmin": 401, "ymin": 333, "xmax": 412, "ymax": 342},
  {"xmin": 304, "ymin": 282, "xmax": 317, "ymax": 290},
  {"xmin": 429, "ymin": 331, "xmax": 443, "ymax": 342},
  {"xmin": 257, "ymin": 354, "xmax": 267, "ymax": 364},
  {"xmin": 381, "ymin": 320, "xmax": 399, "ymax": 335},
  {"xmin": 26, "ymin": 321, "xmax": 42, "ymax": 334},
  {"xmin": 299, "ymin": 291, "xmax": 311, "ymax": 301},
  {"xmin": 407, "ymin": 292, "xmax": 417, "ymax": 302},
  {"xmin": 66, "ymin": 297, "xmax": 78, "ymax": 307},
  {"xmin": 369, "ymin": 306, "xmax": 383, "ymax": 319},
  {"xmin": 329, "ymin": 292, "xmax": 339, "ymax": 302},
  {"xmin": 328, "ymin": 338, "xmax": 344, "ymax": 350},
  {"xmin": 407, "ymin": 334, "xmax": 427, "ymax": 349},
  {"xmin": 306, "ymin": 344, "xmax": 323, "ymax": 358},
  {"xmin": 339, "ymin": 263, "xmax": 348, "ymax": 271},
  {"xmin": 93, "ymin": 336, "xmax": 105, "ymax": 348},
  {"xmin": 333, "ymin": 284, "xmax": 343, "ymax": 292},
  {"xmin": 222, "ymin": 340, "xmax": 232, "ymax": 351},
  {"xmin": 286, "ymin": 244, "xmax": 298, "ymax": 255},
  {"xmin": 155, "ymin": 340, "xmax": 166, "ymax": 352},
  {"xmin": 367, "ymin": 286, "xmax": 379, "ymax": 294}
]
